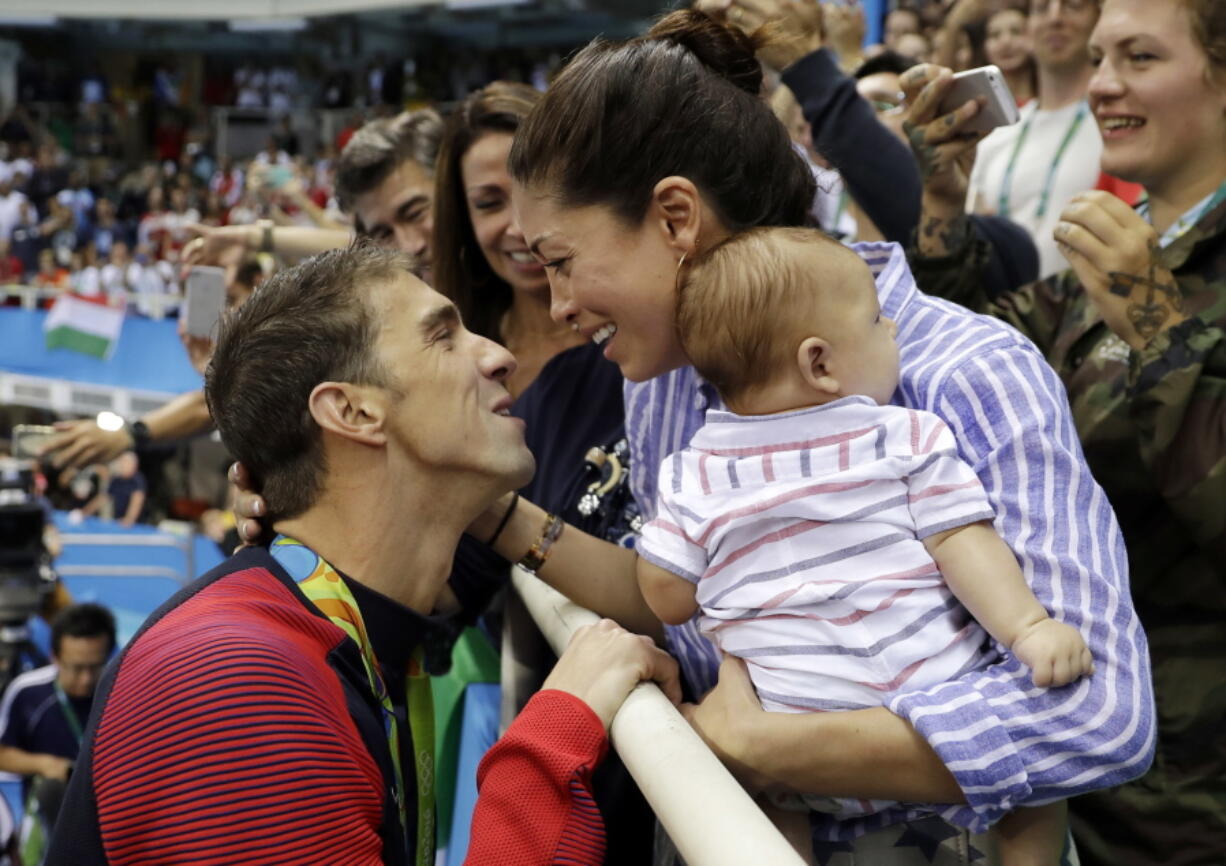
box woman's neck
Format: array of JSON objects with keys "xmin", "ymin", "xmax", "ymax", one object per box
[{"xmin": 1148, "ymin": 164, "xmax": 1226, "ymax": 237}]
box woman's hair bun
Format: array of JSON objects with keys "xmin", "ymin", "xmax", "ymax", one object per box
[{"xmin": 646, "ymin": 9, "xmax": 763, "ymax": 96}]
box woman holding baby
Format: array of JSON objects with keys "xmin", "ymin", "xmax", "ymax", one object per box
[{"xmin": 904, "ymin": 0, "xmax": 1226, "ymax": 861}]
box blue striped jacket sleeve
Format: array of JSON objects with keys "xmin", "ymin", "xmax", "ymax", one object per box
[{"xmin": 887, "ymin": 342, "xmax": 1156, "ymax": 831}]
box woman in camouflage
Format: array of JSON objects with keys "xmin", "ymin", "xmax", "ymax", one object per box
[{"xmin": 901, "ymin": 1, "xmax": 1226, "ymax": 863}]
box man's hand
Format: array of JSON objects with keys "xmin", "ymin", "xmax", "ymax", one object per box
[
  {"xmin": 694, "ymin": 0, "xmax": 824, "ymax": 71},
  {"xmin": 39, "ymin": 755, "xmax": 72, "ymax": 782},
  {"xmin": 679, "ymin": 654, "xmax": 770, "ymax": 792},
  {"xmin": 39, "ymin": 420, "xmax": 132, "ymax": 470},
  {"xmin": 1012, "ymin": 618, "xmax": 1095, "ymax": 688},
  {"xmin": 542, "ymin": 619, "xmax": 682, "ymax": 730},
  {"xmin": 1055, "ymin": 191, "xmax": 1187, "ymax": 350}
]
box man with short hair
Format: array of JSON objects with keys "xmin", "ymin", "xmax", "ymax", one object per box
[
  {"xmin": 967, "ymin": 0, "xmax": 1104, "ymax": 277},
  {"xmin": 46, "ymin": 245, "xmax": 678, "ymax": 865},
  {"xmin": 0, "ymin": 603, "xmax": 115, "ymax": 828}
]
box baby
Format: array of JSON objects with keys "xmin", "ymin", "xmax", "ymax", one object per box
[{"xmin": 635, "ymin": 227, "xmax": 1093, "ymax": 865}]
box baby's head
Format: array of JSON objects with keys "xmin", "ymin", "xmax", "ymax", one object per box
[{"xmin": 677, "ymin": 227, "xmax": 898, "ymax": 415}]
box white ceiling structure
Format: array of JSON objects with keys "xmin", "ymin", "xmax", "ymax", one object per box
[{"xmin": 0, "ymin": 0, "xmax": 499, "ymax": 22}]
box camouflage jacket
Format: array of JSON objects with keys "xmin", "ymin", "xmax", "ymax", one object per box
[{"xmin": 910, "ymin": 200, "xmax": 1226, "ymax": 866}]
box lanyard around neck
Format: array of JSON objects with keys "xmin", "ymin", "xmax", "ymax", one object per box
[
  {"xmin": 1139, "ymin": 180, "xmax": 1226, "ymax": 249},
  {"xmin": 53, "ymin": 681, "xmax": 84, "ymax": 746},
  {"xmin": 270, "ymin": 535, "xmax": 435, "ymax": 866},
  {"xmin": 997, "ymin": 102, "xmax": 1089, "ymax": 221}
]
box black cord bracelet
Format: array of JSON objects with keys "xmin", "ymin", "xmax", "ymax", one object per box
[{"xmin": 486, "ymin": 492, "xmax": 520, "ymax": 547}]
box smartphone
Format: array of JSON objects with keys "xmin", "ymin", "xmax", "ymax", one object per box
[
  {"xmin": 936, "ymin": 65, "xmax": 1019, "ymax": 135},
  {"xmin": 183, "ymin": 266, "xmax": 227, "ymax": 339},
  {"xmin": 12, "ymin": 425, "xmax": 57, "ymax": 460}
]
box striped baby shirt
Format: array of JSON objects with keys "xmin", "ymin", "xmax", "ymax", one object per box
[
  {"xmin": 624, "ymin": 242, "xmax": 1154, "ymax": 840},
  {"xmin": 638, "ymin": 397, "xmax": 997, "ymax": 716}
]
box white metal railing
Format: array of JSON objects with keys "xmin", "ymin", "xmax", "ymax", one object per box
[{"xmin": 509, "ymin": 566, "xmax": 806, "ymax": 866}]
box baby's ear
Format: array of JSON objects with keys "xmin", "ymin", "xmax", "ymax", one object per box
[{"xmin": 796, "ymin": 337, "xmax": 840, "ymax": 396}]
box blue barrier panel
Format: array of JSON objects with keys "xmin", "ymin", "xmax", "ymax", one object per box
[
  {"xmin": 0, "ymin": 308, "xmax": 201, "ymax": 395},
  {"xmin": 865, "ymin": 0, "xmax": 886, "ymax": 46},
  {"xmin": 446, "ymin": 682, "xmax": 501, "ymax": 866}
]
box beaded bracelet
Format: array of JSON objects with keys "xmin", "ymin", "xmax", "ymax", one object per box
[{"xmin": 518, "ymin": 512, "xmax": 565, "ymax": 573}]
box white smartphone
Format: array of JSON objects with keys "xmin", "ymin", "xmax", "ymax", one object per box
[
  {"xmin": 183, "ymin": 266, "xmax": 227, "ymax": 339},
  {"xmin": 936, "ymin": 65, "xmax": 1020, "ymax": 135},
  {"xmin": 11, "ymin": 425, "xmax": 57, "ymax": 461}
]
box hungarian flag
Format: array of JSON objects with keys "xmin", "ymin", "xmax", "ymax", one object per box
[{"xmin": 43, "ymin": 292, "xmax": 125, "ymax": 359}]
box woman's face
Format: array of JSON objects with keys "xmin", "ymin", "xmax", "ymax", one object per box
[
  {"xmin": 986, "ymin": 10, "xmax": 1033, "ymax": 75},
  {"xmin": 513, "ymin": 184, "xmax": 692, "ymax": 382},
  {"xmin": 1089, "ymin": 0, "xmax": 1226, "ymax": 192},
  {"xmin": 461, "ymin": 132, "xmax": 546, "ymax": 297}
]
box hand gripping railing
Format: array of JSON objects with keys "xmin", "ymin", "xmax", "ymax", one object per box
[{"xmin": 509, "ymin": 566, "xmax": 806, "ymax": 866}]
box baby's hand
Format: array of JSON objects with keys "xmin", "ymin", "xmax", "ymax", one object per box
[{"xmin": 1011, "ymin": 618, "xmax": 1094, "ymax": 688}]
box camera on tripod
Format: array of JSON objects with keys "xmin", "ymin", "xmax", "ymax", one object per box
[{"xmin": 0, "ymin": 427, "xmax": 61, "ymax": 693}]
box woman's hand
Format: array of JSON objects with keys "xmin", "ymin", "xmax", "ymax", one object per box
[
  {"xmin": 181, "ymin": 223, "xmax": 254, "ymax": 275},
  {"xmin": 824, "ymin": 2, "xmax": 867, "ymax": 72},
  {"xmin": 178, "ymin": 318, "xmax": 216, "ymax": 376},
  {"xmin": 1055, "ymin": 191, "xmax": 1187, "ymax": 350},
  {"xmin": 229, "ymin": 461, "xmax": 271, "ymax": 545},
  {"xmin": 39, "ymin": 420, "xmax": 132, "ymax": 470},
  {"xmin": 679, "ymin": 654, "xmax": 771, "ymax": 792},
  {"xmin": 543, "ymin": 619, "xmax": 682, "ymax": 730},
  {"xmin": 695, "ymin": 0, "xmax": 824, "ymax": 71},
  {"xmin": 900, "ymin": 64, "xmax": 987, "ymax": 208}
]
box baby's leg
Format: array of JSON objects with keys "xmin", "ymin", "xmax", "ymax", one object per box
[{"xmin": 992, "ymin": 800, "xmax": 1068, "ymax": 866}]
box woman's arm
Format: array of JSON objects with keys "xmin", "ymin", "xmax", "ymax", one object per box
[
  {"xmin": 684, "ymin": 656, "xmax": 965, "ymax": 803},
  {"xmin": 41, "ymin": 390, "xmax": 213, "ymax": 470},
  {"xmin": 470, "ymin": 494, "xmax": 665, "ymax": 640}
]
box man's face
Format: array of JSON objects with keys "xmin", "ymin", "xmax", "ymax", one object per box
[
  {"xmin": 54, "ymin": 635, "xmax": 110, "ymax": 699},
  {"xmin": 366, "ymin": 273, "xmax": 534, "ymax": 489},
  {"xmin": 353, "ymin": 161, "xmax": 435, "ymax": 284},
  {"xmin": 1030, "ymin": 0, "xmax": 1099, "ymax": 71}
]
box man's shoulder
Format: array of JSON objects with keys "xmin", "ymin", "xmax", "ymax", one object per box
[
  {"xmin": 1, "ymin": 665, "xmax": 57, "ymax": 709},
  {"xmin": 123, "ymin": 557, "xmax": 346, "ymax": 681}
]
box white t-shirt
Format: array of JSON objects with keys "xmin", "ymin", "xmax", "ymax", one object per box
[{"xmin": 968, "ymin": 99, "xmax": 1102, "ymax": 279}]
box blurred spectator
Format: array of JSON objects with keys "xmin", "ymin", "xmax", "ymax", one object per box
[
  {"xmin": 209, "ymin": 156, "xmax": 245, "ymax": 209},
  {"xmin": 79, "ymin": 451, "xmax": 145, "ymax": 526},
  {"xmin": 0, "ymin": 603, "xmax": 116, "ymax": 839},
  {"xmin": 271, "ymin": 117, "xmax": 299, "ymax": 158},
  {"xmin": 25, "ymin": 144, "xmax": 67, "ymax": 214},
  {"xmin": 8, "ymin": 202, "xmax": 42, "ymax": 274},
  {"xmin": 58, "ymin": 169, "xmax": 95, "ymax": 235},
  {"xmin": 82, "ymin": 197, "xmax": 131, "ymax": 261},
  {"xmin": 0, "ymin": 239, "xmax": 22, "ymax": 284},
  {"xmin": 99, "ymin": 240, "xmax": 137, "ymax": 299},
  {"xmin": 884, "ymin": 6, "xmax": 923, "ymax": 51},
  {"xmin": 253, "ymin": 137, "xmax": 291, "ymax": 167},
  {"xmin": 29, "ymin": 249, "xmax": 68, "ymax": 293},
  {"xmin": 0, "ymin": 166, "xmax": 31, "ymax": 244}
]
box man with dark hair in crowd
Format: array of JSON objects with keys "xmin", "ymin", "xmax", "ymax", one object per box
[
  {"xmin": 0, "ymin": 603, "xmax": 115, "ymax": 830},
  {"xmin": 46, "ymin": 245, "xmax": 678, "ymax": 865},
  {"xmin": 180, "ymin": 107, "xmax": 442, "ymax": 280}
]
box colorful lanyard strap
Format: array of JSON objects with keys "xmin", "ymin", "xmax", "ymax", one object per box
[
  {"xmin": 1138, "ymin": 180, "xmax": 1226, "ymax": 249},
  {"xmin": 997, "ymin": 101, "xmax": 1089, "ymax": 221},
  {"xmin": 53, "ymin": 682, "xmax": 84, "ymax": 746},
  {"xmin": 271, "ymin": 535, "xmax": 435, "ymax": 866}
]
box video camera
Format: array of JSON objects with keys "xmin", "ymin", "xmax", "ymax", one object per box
[{"xmin": 0, "ymin": 456, "xmax": 56, "ymax": 625}]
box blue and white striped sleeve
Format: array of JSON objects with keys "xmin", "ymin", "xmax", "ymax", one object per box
[{"xmin": 887, "ymin": 345, "xmax": 1156, "ymax": 831}]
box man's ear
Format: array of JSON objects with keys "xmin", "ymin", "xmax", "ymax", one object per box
[
  {"xmin": 308, "ymin": 382, "xmax": 388, "ymax": 447},
  {"xmin": 796, "ymin": 337, "xmax": 840, "ymax": 396},
  {"xmin": 651, "ymin": 176, "xmax": 704, "ymax": 258}
]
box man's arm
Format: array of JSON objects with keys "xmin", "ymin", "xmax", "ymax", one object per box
[
  {"xmin": 0, "ymin": 745, "xmax": 71, "ymax": 781},
  {"xmin": 41, "ymin": 390, "xmax": 213, "ymax": 471}
]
